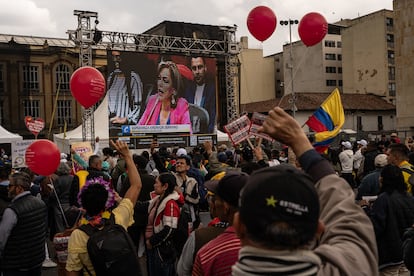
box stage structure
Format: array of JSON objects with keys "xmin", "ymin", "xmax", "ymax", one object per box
[
  {"xmin": 68, "ymin": 10, "xmax": 240, "ymax": 144},
  {"xmin": 70, "ymin": 10, "xmax": 98, "ymax": 143}
]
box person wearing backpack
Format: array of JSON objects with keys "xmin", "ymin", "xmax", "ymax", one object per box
[
  {"xmin": 136, "ymin": 172, "xmax": 184, "ymax": 276},
  {"xmin": 65, "ymin": 140, "xmax": 142, "ymax": 276},
  {"xmin": 386, "ymin": 143, "xmax": 414, "ymax": 195}
]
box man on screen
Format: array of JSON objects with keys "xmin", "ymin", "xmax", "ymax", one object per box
[{"xmin": 184, "ymin": 56, "xmax": 216, "ymax": 133}]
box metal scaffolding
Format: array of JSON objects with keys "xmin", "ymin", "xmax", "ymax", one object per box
[
  {"xmin": 68, "ymin": 10, "xmax": 240, "ymax": 140},
  {"xmin": 71, "ymin": 10, "xmax": 97, "ymax": 143}
]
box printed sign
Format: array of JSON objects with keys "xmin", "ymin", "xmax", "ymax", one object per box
[
  {"xmin": 25, "ymin": 116, "xmax": 45, "ymax": 138},
  {"xmin": 224, "ymin": 115, "xmax": 251, "ymax": 145},
  {"xmin": 250, "ymin": 112, "xmax": 273, "ymax": 142}
]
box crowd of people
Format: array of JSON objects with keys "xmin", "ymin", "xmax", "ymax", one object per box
[{"xmin": 0, "ymin": 108, "xmax": 414, "ymax": 275}]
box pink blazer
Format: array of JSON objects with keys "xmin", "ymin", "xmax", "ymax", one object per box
[{"xmin": 138, "ymin": 95, "xmax": 191, "ymax": 126}]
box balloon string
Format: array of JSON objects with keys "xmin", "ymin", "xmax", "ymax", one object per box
[{"xmin": 277, "ymin": 46, "xmax": 310, "ymax": 108}]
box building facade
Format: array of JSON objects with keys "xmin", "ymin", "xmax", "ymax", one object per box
[
  {"xmin": 341, "ymin": 9, "xmax": 395, "ymax": 103},
  {"xmin": 0, "ymin": 35, "xmax": 107, "ymax": 138},
  {"xmin": 394, "ymin": 0, "xmax": 414, "ymax": 136}
]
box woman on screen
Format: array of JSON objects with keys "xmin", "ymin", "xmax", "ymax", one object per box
[{"xmin": 138, "ymin": 60, "xmax": 191, "ymax": 126}]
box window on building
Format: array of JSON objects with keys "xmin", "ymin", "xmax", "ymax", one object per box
[
  {"xmin": 0, "ymin": 64, "xmax": 4, "ymax": 93},
  {"xmin": 337, "ymin": 41, "xmax": 342, "ymax": 48},
  {"xmin": 338, "ymin": 80, "xmax": 343, "ymax": 87},
  {"xmin": 23, "ymin": 100, "xmax": 40, "ymax": 118},
  {"xmin": 388, "ymin": 66, "xmax": 395, "ymax": 81},
  {"xmin": 337, "ymin": 54, "xmax": 342, "ymax": 61},
  {"xmin": 387, "ymin": 34, "xmax": 394, "ymax": 48},
  {"xmin": 388, "ymin": 50, "xmax": 395, "ymax": 64},
  {"xmin": 57, "ymin": 100, "xmax": 72, "ymax": 126},
  {"xmin": 326, "ymin": 80, "xmax": 336, "ymax": 86},
  {"xmin": 324, "ymin": 40, "xmax": 336, "ymax": 47},
  {"xmin": 388, "ymin": 82, "xmax": 396, "ymax": 96},
  {"xmin": 386, "ymin": 17, "xmax": 394, "ymax": 28},
  {"xmin": 326, "ymin": 66, "xmax": 336, "ymax": 73},
  {"xmin": 22, "ymin": 65, "xmax": 40, "ymax": 93},
  {"xmin": 325, "ymin": 53, "xmax": 336, "ymax": 60},
  {"xmin": 55, "ymin": 63, "xmax": 71, "ymax": 92},
  {"xmin": 378, "ymin": 116, "xmax": 383, "ymax": 131},
  {"xmin": 357, "ymin": 116, "xmax": 363, "ymax": 131},
  {"xmin": 338, "ymin": 67, "xmax": 343, "ymax": 73}
]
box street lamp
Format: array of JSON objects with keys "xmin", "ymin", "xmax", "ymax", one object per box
[{"xmin": 280, "ymin": 19, "xmax": 299, "ymax": 117}]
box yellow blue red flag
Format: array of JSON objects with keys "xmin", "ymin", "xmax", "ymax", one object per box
[{"xmin": 305, "ymin": 88, "xmax": 344, "ymax": 153}]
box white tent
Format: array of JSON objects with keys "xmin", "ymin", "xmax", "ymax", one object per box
[
  {"xmin": 53, "ymin": 96, "xmax": 109, "ymax": 154},
  {"xmin": 0, "ymin": 125, "xmax": 23, "ymax": 143},
  {"xmin": 217, "ymin": 130, "xmax": 229, "ymax": 142}
]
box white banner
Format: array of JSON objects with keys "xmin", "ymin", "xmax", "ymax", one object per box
[{"xmin": 12, "ymin": 140, "xmax": 35, "ymax": 168}]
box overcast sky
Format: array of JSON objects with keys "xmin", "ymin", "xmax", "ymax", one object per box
[{"xmin": 0, "ymin": 0, "xmax": 392, "ymax": 55}]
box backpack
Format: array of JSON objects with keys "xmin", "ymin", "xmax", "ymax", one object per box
[
  {"xmin": 187, "ymin": 167, "xmax": 207, "ymax": 210},
  {"xmin": 172, "ymin": 203, "xmax": 193, "ymax": 256},
  {"xmin": 79, "ymin": 213, "xmax": 141, "ymax": 276},
  {"xmin": 400, "ymin": 166, "xmax": 414, "ymax": 190}
]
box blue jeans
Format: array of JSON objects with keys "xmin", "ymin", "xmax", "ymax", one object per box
[{"xmin": 147, "ymin": 248, "xmax": 175, "ymax": 276}]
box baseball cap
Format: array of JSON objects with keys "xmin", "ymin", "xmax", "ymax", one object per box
[
  {"xmin": 176, "ymin": 148, "xmax": 187, "ymax": 157},
  {"xmin": 204, "ymin": 171, "xmax": 249, "ymax": 207},
  {"xmin": 357, "ymin": 139, "xmax": 368, "ymax": 147},
  {"xmin": 217, "ymin": 152, "xmax": 227, "ymax": 163},
  {"xmin": 218, "ymin": 144, "xmax": 228, "ymax": 151},
  {"xmin": 239, "ymin": 164, "xmax": 320, "ymax": 246},
  {"xmin": 391, "ymin": 132, "xmax": 398, "ymax": 137},
  {"xmin": 374, "ymin": 154, "xmax": 388, "ymax": 167},
  {"xmin": 341, "ymin": 141, "xmax": 352, "ymax": 149}
]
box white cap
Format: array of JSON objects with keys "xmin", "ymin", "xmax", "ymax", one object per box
[
  {"xmin": 357, "ymin": 139, "xmax": 368, "ymax": 147},
  {"xmin": 375, "ymin": 154, "xmax": 388, "ymax": 167},
  {"xmin": 176, "ymin": 148, "xmax": 187, "ymax": 157},
  {"xmin": 341, "ymin": 141, "xmax": 352, "ymax": 149}
]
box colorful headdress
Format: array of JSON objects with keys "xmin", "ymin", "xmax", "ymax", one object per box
[{"xmin": 77, "ymin": 177, "xmax": 116, "ymax": 210}]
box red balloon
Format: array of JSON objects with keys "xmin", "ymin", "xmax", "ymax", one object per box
[
  {"xmin": 247, "ymin": 6, "xmax": 277, "ymax": 42},
  {"xmin": 298, "ymin": 12, "xmax": 328, "ymax": 47},
  {"xmin": 70, "ymin": 66, "xmax": 106, "ymax": 108},
  {"xmin": 25, "ymin": 140, "xmax": 60, "ymax": 176}
]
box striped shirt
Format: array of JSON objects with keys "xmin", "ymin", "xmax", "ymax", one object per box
[{"xmin": 192, "ymin": 226, "xmax": 240, "ymax": 276}]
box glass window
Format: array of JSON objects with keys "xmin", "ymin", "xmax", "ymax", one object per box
[
  {"xmin": 386, "ymin": 17, "xmax": 393, "ymax": 27},
  {"xmin": 389, "ymin": 83, "xmax": 396, "ymax": 96},
  {"xmin": 337, "ymin": 54, "xmax": 342, "ymax": 61},
  {"xmin": 388, "ymin": 67, "xmax": 395, "ymax": 81},
  {"xmin": 57, "ymin": 100, "xmax": 72, "ymax": 126},
  {"xmin": 326, "ymin": 67, "xmax": 336, "ymax": 73},
  {"xmin": 324, "ymin": 40, "xmax": 336, "ymax": 47},
  {"xmin": 22, "ymin": 65, "xmax": 39, "ymax": 92},
  {"xmin": 325, "ymin": 53, "xmax": 336, "ymax": 60},
  {"xmin": 23, "ymin": 100, "xmax": 40, "ymax": 117},
  {"xmin": 378, "ymin": 116, "xmax": 383, "ymax": 131},
  {"xmin": 338, "ymin": 67, "xmax": 342, "ymax": 74},
  {"xmin": 55, "ymin": 63, "xmax": 71, "ymax": 92},
  {"xmin": 388, "ymin": 50, "xmax": 395, "ymax": 64},
  {"xmin": 337, "ymin": 41, "xmax": 342, "ymax": 48},
  {"xmin": 326, "ymin": 80, "xmax": 336, "ymax": 86},
  {"xmin": 338, "ymin": 80, "xmax": 343, "ymax": 87}
]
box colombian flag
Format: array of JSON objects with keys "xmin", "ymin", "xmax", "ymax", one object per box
[{"xmin": 305, "ymin": 88, "xmax": 344, "ymax": 153}]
